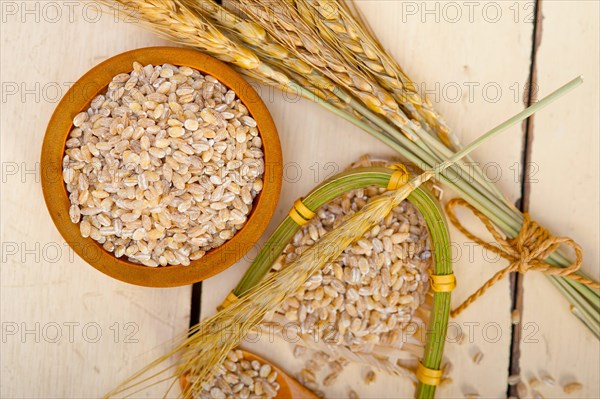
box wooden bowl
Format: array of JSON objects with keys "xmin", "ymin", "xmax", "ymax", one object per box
[{"xmin": 41, "ymin": 47, "xmax": 282, "ymax": 287}]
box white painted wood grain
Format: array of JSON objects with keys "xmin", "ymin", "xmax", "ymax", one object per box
[
  {"xmin": 519, "ymin": 1, "xmax": 600, "ymax": 397},
  {"xmin": 203, "ymin": 1, "xmax": 534, "ymax": 397},
  {"xmin": 0, "ymin": 10, "xmax": 190, "ymax": 398}
]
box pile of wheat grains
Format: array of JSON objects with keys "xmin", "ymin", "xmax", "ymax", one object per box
[
  {"xmin": 62, "ymin": 62, "xmax": 264, "ymax": 266},
  {"xmin": 267, "ymin": 182, "xmax": 432, "ymax": 395},
  {"xmin": 188, "ymin": 349, "xmax": 280, "ymax": 399}
]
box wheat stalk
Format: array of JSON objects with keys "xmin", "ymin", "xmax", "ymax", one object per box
[
  {"xmin": 182, "ymin": 0, "xmax": 429, "ymax": 144},
  {"xmin": 179, "ymin": 0, "xmax": 340, "ymax": 101},
  {"xmin": 294, "ymin": 1, "xmax": 426, "ymax": 122},
  {"xmin": 177, "ymin": 0, "xmax": 452, "ymax": 168},
  {"xmin": 293, "ymin": 0, "xmax": 506, "ymax": 200},
  {"xmin": 101, "ymin": 0, "xmax": 296, "ymax": 86},
  {"xmin": 234, "ymin": 0, "xmax": 422, "ymax": 134},
  {"xmin": 298, "ymin": 0, "xmax": 455, "ymax": 147},
  {"xmin": 230, "ymin": 0, "xmax": 514, "ymax": 207}
]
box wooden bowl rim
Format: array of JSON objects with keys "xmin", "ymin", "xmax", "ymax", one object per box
[{"xmin": 40, "ymin": 47, "xmax": 282, "ymax": 287}]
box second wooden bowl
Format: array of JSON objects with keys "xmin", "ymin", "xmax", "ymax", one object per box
[{"xmin": 41, "ymin": 47, "xmax": 282, "ymax": 287}]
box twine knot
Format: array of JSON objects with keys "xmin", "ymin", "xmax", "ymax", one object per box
[{"xmin": 445, "ymin": 198, "xmax": 599, "ymax": 318}]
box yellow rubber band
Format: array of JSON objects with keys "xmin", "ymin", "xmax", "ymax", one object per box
[
  {"xmin": 289, "ymin": 208, "xmax": 310, "ymax": 226},
  {"xmin": 288, "ymin": 198, "xmax": 315, "ymax": 226},
  {"xmin": 294, "ymin": 198, "xmax": 315, "ymax": 219},
  {"xmin": 430, "ymin": 273, "xmax": 457, "ymax": 292},
  {"xmin": 416, "ymin": 362, "xmax": 442, "ymax": 386},
  {"xmin": 219, "ymin": 291, "xmax": 239, "ymax": 310},
  {"xmin": 387, "ymin": 164, "xmax": 409, "ymax": 190}
]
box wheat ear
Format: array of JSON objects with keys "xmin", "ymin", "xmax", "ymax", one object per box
[
  {"xmin": 235, "ymin": 0, "xmax": 420, "ymax": 133},
  {"xmin": 182, "ymin": 0, "xmax": 436, "ymax": 152},
  {"xmin": 298, "ymin": 0, "xmax": 456, "ymax": 148},
  {"xmin": 179, "ymin": 0, "xmax": 337, "ymax": 98},
  {"xmin": 101, "ymin": 0, "xmax": 292, "ymax": 86}
]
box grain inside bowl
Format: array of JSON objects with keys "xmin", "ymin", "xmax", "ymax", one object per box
[
  {"xmin": 186, "ymin": 349, "xmax": 281, "ymax": 399},
  {"xmin": 62, "ymin": 62, "xmax": 264, "ymax": 267}
]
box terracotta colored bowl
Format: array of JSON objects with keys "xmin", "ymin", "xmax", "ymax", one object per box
[{"xmin": 41, "ymin": 47, "xmax": 282, "ymax": 287}]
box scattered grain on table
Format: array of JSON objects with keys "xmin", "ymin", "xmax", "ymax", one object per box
[
  {"xmin": 507, "ymin": 374, "xmax": 521, "ymax": 385},
  {"xmin": 563, "ymin": 382, "xmax": 583, "ymax": 394},
  {"xmin": 472, "ymin": 351, "xmax": 484, "ymax": 365}
]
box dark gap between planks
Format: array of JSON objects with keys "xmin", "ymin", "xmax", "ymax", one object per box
[
  {"xmin": 508, "ymin": 0, "xmax": 543, "ymax": 397},
  {"xmin": 189, "ymin": 282, "xmax": 203, "ymax": 330}
]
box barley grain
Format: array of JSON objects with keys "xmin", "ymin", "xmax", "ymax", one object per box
[
  {"xmin": 511, "ymin": 309, "xmax": 521, "ymax": 325},
  {"xmin": 516, "ymin": 382, "xmax": 528, "ymax": 398},
  {"xmin": 508, "ymin": 374, "xmax": 521, "ymax": 385},
  {"xmin": 563, "ymin": 382, "xmax": 583, "ymax": 394},
  {"xmin": 364, "ymin": 370, "xmax": 376, "ymax": 385},
  {"xmin": 440, "ymin": 378, "xmax": 452, "ymax": 386},
  {"xmin": 529, "ymin": 377, "xmax": 541, "ymax": 388}
]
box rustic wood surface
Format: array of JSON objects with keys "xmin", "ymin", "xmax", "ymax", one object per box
[{"xmin": 1, "ymin": 1, "xmax": 597, "ymax": 398}]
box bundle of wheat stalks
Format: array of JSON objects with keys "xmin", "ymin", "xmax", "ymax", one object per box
[{"xmin": 101, "ymin": 0, "xmax": 598, "ymax": 336}]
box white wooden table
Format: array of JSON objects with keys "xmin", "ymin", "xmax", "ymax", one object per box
[{"xmin": 1, "ymin": 1, "xmax": 598, "ymax": 398}]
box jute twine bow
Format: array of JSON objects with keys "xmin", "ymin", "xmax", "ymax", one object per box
[{"xmin": 446, "ymin": 198, "xmax": 600, "ymax": 318}]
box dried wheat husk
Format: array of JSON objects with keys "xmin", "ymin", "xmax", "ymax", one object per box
[{"xmin": 294, "ymin": 0, "xmax": 452, "ymax": 146}]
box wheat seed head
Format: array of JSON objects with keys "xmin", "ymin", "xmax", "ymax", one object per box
[
  {"xmin": 235, "ymin": 0, "xmax": 410, "ymax": 123},
  {"xmin": 298, "ymin": 0, "xmax": 455, "ymax": 147}
]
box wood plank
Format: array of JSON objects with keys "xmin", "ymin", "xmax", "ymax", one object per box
[
  {"xmin": 202, "ymin": 1, "xmax": 533, "ymax": 397},
  {"xmin": 519, "ymin": 1, "xmax": 600, "ymax": 397},
  {"xmin": 0, "ymin": 10, "xmax": 190, "ymax": 398}
]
